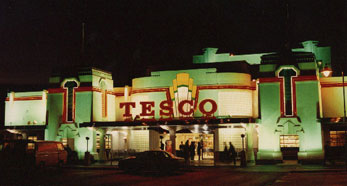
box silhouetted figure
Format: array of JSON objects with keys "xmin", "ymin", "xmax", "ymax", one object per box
[
  {"xmin": 197, "ymin": 142, "xmax": 202, "ymax": 160},
  {"xmin": 105, "ymin": 149, "xmax": 110, "ymax": 160},
  {"xmin": 190, "ymin": 142, "xmax": 196, "ymax": 160},
  {"xmin": 324, "ymin": 141, "xmax": 330, "ymax": 165},
  {"xmin": 229, "ymin": 142, "xmax": 237, "ymax": 165},
  {"xmin": 65, "ymin": 145, "xmax": 72, "ymax": 163},
  {"xmin": 179, "ymin": 141, "xmax": 185, "ymax": 157},
  {"xmin": 160, "ymin": 136, "xmax": 164, "ymax": 150},
  {"xmin": 184, "ymin": 140, "xmax": 190, "ymax": 165},
  {"xmin": 65, "ymin": 145, "xmax": 72, "ymax": 153},
  {"xmin": 223, "ymin": 142, "xmax": 228, "ymax": 161},
  {"xmin": 160, "ymin": 141, "xmax": 164, "ymax": 150}
]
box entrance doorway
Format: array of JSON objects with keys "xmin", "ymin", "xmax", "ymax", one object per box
[
  {"xmin": 61, "ymin": 138, "xmax": 75, "ymax": 150},
  {"xmin": 280, "ymin": 135, "xmax": 299, "ymax": 160},
  {"xmin": 175, "ymin": 133, "xmax": 214, "ymax": 160}
]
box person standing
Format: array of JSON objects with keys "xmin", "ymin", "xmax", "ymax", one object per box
[
  {"xmin": 223, "ymin": 142, "xmax": 228, "ymax": 161},
  {"xmin": 160, "ymin": 141, "xmax": 165, "ymax": 150},
  {"xmin": 184, "ymin": 140, "xmax": 190, "ymax": 165},
  {"xmin": 189, "ymin": 142, "xmax": 196, "ymax": 160},
  {"xmin": 324, "ymin": 141, "xmax": 330, "ymax": 165},
  {"xmin": 160, "ymin": 136, "xmax": 164, "ymax": 150},
  {"xmin": 179, "ymin": 141, "xmax": 185, "ymax": 157},
  {"xmin": 197, "ymin": 142, "xmax": 202, "ymax": 160},
  {"xmin": 229, "ymin": 142, "xmax": 237, "ymax": 165}
]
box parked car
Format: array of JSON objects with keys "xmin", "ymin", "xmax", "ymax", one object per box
[
  {"xmin": 118, "ymin": 150, "xmax": 185, "ymax": 173},
  {"xmin": 34, "ymin": 141, "xmax": 67, "ymax": 167},
  {"xmin": 0, "ymin": 140, "xmax": 67, "ymax": 168}
]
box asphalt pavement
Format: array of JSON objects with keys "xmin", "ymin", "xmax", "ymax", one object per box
[{"xmin": 65, "ymin": 159, "xmax": 347, "ymax": 173}]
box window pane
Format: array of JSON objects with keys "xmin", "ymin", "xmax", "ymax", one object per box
[
  {"xmin": 329, "ymin": 131, "xmax": 346, "ymax": 147},
  {"xmin": 280, "ymin": 135, "xmax": 299, "ymax": 147}
]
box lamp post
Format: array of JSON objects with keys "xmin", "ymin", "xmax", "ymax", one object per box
[
  {"xmin": 240, "ymin": 134, "xmax": 246, "ymax": 167},
  {"xmin": 85, "ymin": 137, "xmax": 90, "ymax": 165},
  {"xmin": 86, "ymin": 137, "xmax": 90, "ymax": 152}
]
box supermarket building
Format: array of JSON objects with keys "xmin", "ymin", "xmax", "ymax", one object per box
[{"xmin": 4, "ymin": 40, "xmax": 346, "ymax": 164}]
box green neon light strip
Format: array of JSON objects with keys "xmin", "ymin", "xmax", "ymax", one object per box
[{"xmin": 177, "ymin": 85, "xmax": 189, "ymax": 88}]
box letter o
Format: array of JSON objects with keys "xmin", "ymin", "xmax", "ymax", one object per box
[{"xmin": 199, "ymin": 99, "xmax": 217, "ymax": 117}]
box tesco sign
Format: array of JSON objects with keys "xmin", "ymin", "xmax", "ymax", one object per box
[{"xmin": 120, "ymin": 99, "xmax": 217, "ymax": 120}]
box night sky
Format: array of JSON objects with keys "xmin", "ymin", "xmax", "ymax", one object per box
[{"xmin": 0, "ymin": 0, "xmax": 346, "ymax": 87}]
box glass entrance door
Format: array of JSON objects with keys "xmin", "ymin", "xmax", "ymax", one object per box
[{"xmin": 175, "ymin": 133, "xmax": 214, "ymax": 160}]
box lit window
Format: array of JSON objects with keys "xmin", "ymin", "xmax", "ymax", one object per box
[
  {"xmin": 280, "ymin": 135, "xmax": 299, "ymax": 148},
  {"xmin": 105, "ymin": 134, "xmax": 112, "ymax": 149},
  {"xmin": 96, "ymin": 135, "xmax": 101, "ymax": 150},
  {"xmin": 329, "ymin": 131, "xmax": 346, "ymax": 147},
  {"xmin": 28, "ymin": 136, "xmax": 37, "ymax": 150},
  {"xmin": 28, "ymin": 136, "xmax": 37, "ymax": 141}
]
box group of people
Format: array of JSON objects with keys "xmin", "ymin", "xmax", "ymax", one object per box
[
  {"xmin": 179, "ymin": 140, "xmax": 203, "ymax": 162},
  {"xmin": 223, "ymin": 142, "xmax": 237, "ymax": 165}
]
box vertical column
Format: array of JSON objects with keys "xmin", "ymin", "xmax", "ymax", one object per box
[
  {"xmin": 149, "ymin": 129, "xmax": 160, "ymax": 150},
  {"xmin": 169, "ymin": 126, "xmax": 176, "ymax": 155},
  {"xmin": 246, "ymin": 124, "xmax": 255, "ymax": 163},
  {"xmin": 99, "ymin": 129, "xmax": 106, "ymax": 161},
  {"xmin": 213, "ymin": 129, "xmax": 219, "ymax": 163},
  {"xmin": 125, "ymin": 129, "xmax": 130, "ymax": 151}
]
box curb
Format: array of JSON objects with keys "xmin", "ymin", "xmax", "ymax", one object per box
[
  {"xmin": 290, "ymin": 169, "xmax": 347, "ymax": 173},
  {"xmin": 63, "ymin": 164, "xmax": 347, "ymax": 173},
  {"xmin": 64, "ymin": 165, "xmax": 119, "ymax": 170}
]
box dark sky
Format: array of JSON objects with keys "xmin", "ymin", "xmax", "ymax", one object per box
[{"xmin": 0, "ymin": 0, "xmax": 346, "ymax": 87}]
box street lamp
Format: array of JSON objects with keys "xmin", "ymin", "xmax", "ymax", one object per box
[
  {"xmin": 86, "ymin": 137, "xmax": 90, "ymax": 152},
  {"xmin": 85, "ymin": 136, "xmax": 91, "ymax": 165},
  {"xmin": 321, "ymin": 64, "xmax": 332, "ymax": 77}
]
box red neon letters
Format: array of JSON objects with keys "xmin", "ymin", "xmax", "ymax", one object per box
[
  {"xmin": 119, "ymin": 102, "xmax": 135, "ymax": 117},
  {"xmin": 159, "ymin": 100, "xmax": 173, "ymax": 117},
  {"xmin": 178, "ymin": 100, "xmax": 194, "ymax": 115},
  {"xmin": 120, "ymin": 99, "xmax": 217, "ymax": 120},
  {"xmin": 199, "ymin": 99, "xmax": 217, "ymax": 117},
  {"xmin": 139, "ymin": 102, "xmax": 155, "ymax": 117}
]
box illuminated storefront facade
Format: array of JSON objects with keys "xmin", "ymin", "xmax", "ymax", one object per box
[{"xmin": 4, "ymin": 40, "xmax": 346, "ymax": 164}]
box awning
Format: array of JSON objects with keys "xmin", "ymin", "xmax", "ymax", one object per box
[
  {"xmin": 4, "ymin": 125, "xmax": 46, "ymax": 130},
  {"xmin": 80, "ymin": 118, "xmax": 255, "ymax": 128}
]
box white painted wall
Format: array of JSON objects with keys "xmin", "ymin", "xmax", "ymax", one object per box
[{"xmin": 5, "ymin": 91, "xmax": 47, "ymax": 126}]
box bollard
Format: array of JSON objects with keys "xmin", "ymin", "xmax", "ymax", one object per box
[
  {"xmin": 84, "ymin": 151, "xmax": 91, "ymax": 165},
  {"xmin": 85, "ymin": 137, "xmax": 91, "ymax": 165},
  {"xmin": 240, "ymin": 150, "xmax": 247, "ymax": 167}
]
